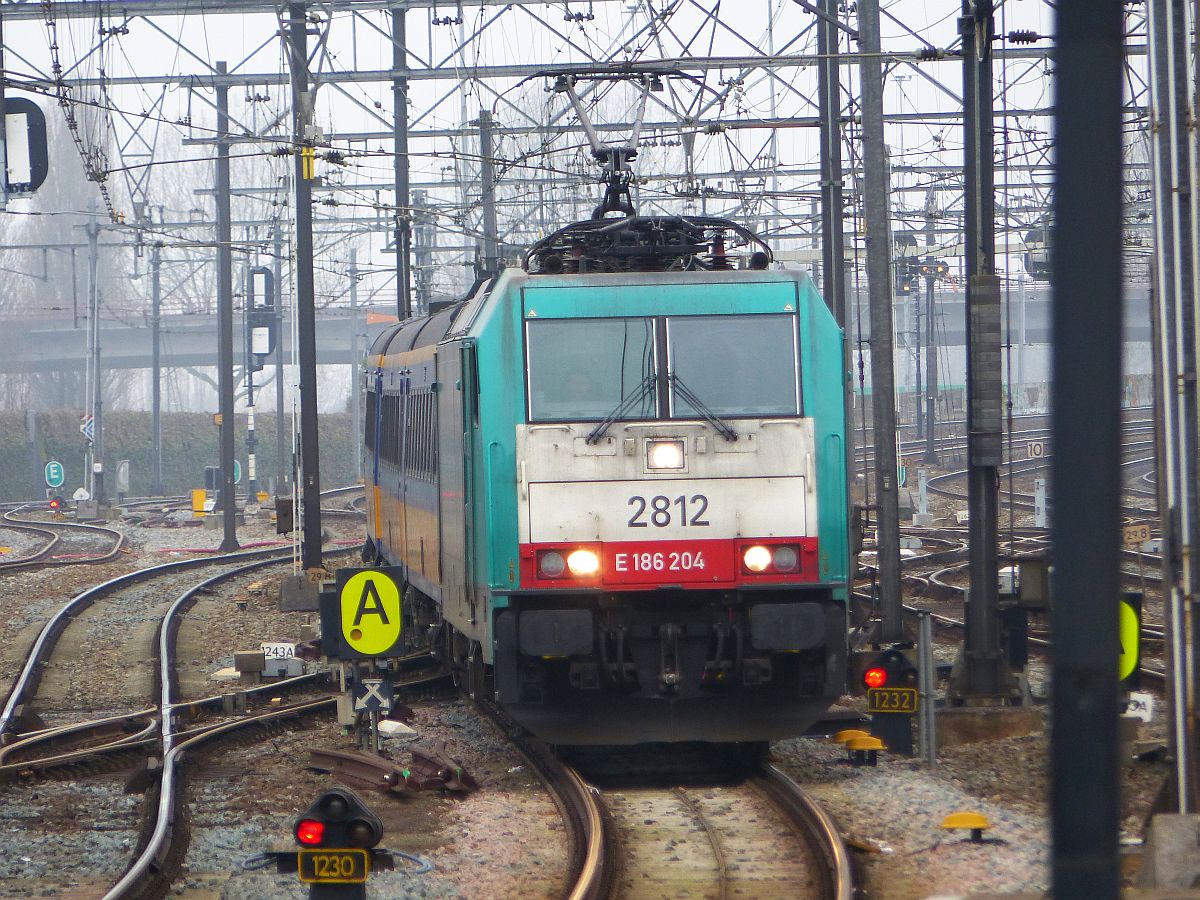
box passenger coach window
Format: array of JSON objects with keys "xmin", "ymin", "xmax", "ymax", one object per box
[
  {"xmin": 527, "ymin": 317, "xmax": 657, "ymax": 421},
  {"xmin": 667, "ymin": 314, "xmax": 799, "ymax": 417},
  {"xmin": 365, "ymin": 390, "xmax": 377, "ymax": 453}
]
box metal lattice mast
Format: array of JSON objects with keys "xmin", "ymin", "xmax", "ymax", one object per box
[{"xmin": 858, "ymin": 0, "xmax": 903, "ymax": 642}]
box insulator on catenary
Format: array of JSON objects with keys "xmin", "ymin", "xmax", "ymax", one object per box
[
  {"xmin": 1007, "ymin": 30, "xmax": 1041, "ymax": 44},
  {"xmin": 914, "ymin": 47, "xmax": 945, "ymax": 61}
]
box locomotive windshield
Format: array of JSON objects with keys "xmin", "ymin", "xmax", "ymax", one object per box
[
  {"xmin": 526, "ymin": 317, "xmax": 657, "ymax": 421},
  {"xmin": 525, "ymin": 313, "xmax": 799, "ymax": 422},
  {"xmin": 667, "ymin": 314, "xmax": 799, "ymax": 417}
]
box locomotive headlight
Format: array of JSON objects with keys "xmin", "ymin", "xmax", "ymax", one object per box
[
  {"xmin": 538, "ymin": 551, "xmax": 566, "ymax": 578},
  {"xmin": 646, "ymin": 439, "xmax": 685, "ymax": 470},
  {"xmin": 743, "ymin": 545, "xmax": 772, "ymax": 573},
  {"xmin": 772, "ymin": 545, "xmax": 799, "ymax": 572},
  {"xmin": 567, "ymin": 549, "xmax": 601, "ymax": 577}
]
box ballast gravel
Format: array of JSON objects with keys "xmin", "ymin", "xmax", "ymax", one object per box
[
  {"xmin": 0, "ymin": 504, "xmax": 1172, "ymax": 898},
  {"xmin": 772, "ymin": 720, "xmax": 1167, "ymax": 898},
  {"xmin": 774, "ymin": 736, "xmax": 1051, "ymax": 896},
  {"xmin": 0, "ymin": 780, "xmax": 141, "ymax": 897},
  {"xmin": 176, "ymin": 699, "xmax": 566, "ymax": 899}
]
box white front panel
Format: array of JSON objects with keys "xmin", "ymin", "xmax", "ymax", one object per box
[{"xmin": 527, "ymin": 476, "xmax": 807, "ymax": 543}]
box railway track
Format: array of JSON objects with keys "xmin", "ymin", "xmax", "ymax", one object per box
[
  {"xmin": 854, "ymin": 413, "xmax": 1153, "ymax": 469},
  {"xmin": 472, "ymin": 697, "xmax": 611, "ymax": 899},
  {"xmin": 0, "ymin": 506, "xmax": 126, "ymax": 572},
  {"xmin": 474, "ymin": 693, "xmax": 854, "ymax": 900},
  {"xmin": 885, "ymin": 536, "xmax": 1171, "ymax": 689},
  {"xmin": 0, "ymin": 672, "xmax": 329, "ymax": 781},
  {"xmin": 0, "ymin": 538, "xmax": 359, "ymax": 898},
  {"xmin": 853, "ymin": 416, "xmax": 1168, "ymax": 684},
  {"xmin": 596, "ymin": 765, "xmax": 853, "ymax": 899},
  {"xmin": 0, "ymin": 545, "xmax": 313, "ymax": 736},
  {"xmin": 926, "ymin": 435, "xmax": 1158, "ymax": 519}
]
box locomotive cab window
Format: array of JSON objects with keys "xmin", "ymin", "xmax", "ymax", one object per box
[
  {"xmin": 666, "ymin": 314, "xmax": 799, "ymax": 417},
  {"xmin": 526, "ymin": 317, "xmax": 657, "ymax": 421}
]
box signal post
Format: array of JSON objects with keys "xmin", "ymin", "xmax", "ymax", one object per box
[
  {"xmin": 852, "ymin": 646, "xmax": 919, "ymax": 755},
  {"xmin": 265, "ymin": 565, "xmax": 409, "ymax": 896},
  {"xmin": 244, "ymin": 265, "xmax": 277, "ymax": 500},
  {"xmin": 271, "ymin": 787, "xmax": 393, "ymax": 898},
  {"xmin": 318, "ymin": 567, "xmax": 407, "ymax": 751}
]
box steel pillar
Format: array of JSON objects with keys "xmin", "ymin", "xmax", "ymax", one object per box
[
  {"xmin": 857, "ymin": 0, "xmax": 903, "ymax": 641},
  {"xmin": 816, "ymin": 0, "xmax": 855, "ymax": 624},
  {"xmin": 151, "ymin": 242, "xmax": 163, "ymax": 495},
  {"xmin": 1051, "ymin": 0, "xmax": 1124, "ymax": 893},
  {"xmin": 87, "ymin": 220, "xmax": 104, "ymax": 504},
  {"xmin": 71, "ymin": 247, "xmax": 79, "ymax": 329},
  {"xmin": 816, "ymin": 0, "xmax": 846, "ymax": 325},
  {"xmin": 0, "ymin": 5, "xmax": 8, "ymax": 213},
  {"xmin": 350, "ymin": 248, "xmax": 362, "ymax": 481},
  {"xmin": 1148, "ymin": 0, "xmax": 1199, "ymax": 815},
  {"xmin": 392, "ymin": 6, "xmax": 412, "ymax": 320},
  {"xmin": 914, "ymin": 288, "xmax": 924, "ymax": 437},
  {"xmin": 216, "ymin": 60, "xmax": 240, "ymax": 552},
  {"xmin": 960, "ymin": 1, "xmax": 1006, "ymax": 697},
  {"xmin": 245, "ymin": 267, "xmax": 258, "ymax": 500},
  {"xmin": 478, "ymin": 109, "xmax": 500, "ymax": 277},
  {"xmin": 273, "ymin": 223, "xmax": 287, "ymax": 494},
  {"xmin": 288, "ymin": 1, "xmax": 324, "ymax": 574},
  {"xmin": 924, "ymin": 196, "xmax": 939, "ymax": 464}
]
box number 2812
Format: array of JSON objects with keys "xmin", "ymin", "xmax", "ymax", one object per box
[{"xmin": 627, "ymin": 494, "xmax": 710, "ymax": 528}]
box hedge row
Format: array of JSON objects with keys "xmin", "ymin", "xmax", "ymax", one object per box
[{"xmin": 1, "ymin": 411, "xmax": 358, "ymax": 501}]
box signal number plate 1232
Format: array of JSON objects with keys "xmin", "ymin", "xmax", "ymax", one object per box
[
  {"xmin": 866, "ymin": 687, "xmax": 918, "ymax": 713},
  {"xmin": 298, "ymin": 848, "xmax": 369, "ymax": 884}
]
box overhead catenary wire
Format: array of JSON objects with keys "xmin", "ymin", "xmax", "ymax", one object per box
[{"xmin": 0, "ymin": 1, "xmax": 1106, "ymax": 327}]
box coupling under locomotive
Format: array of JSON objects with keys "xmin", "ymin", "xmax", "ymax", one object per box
[{"xmin": 363, "ymin": 214, "xmax": 849, "ymax": 745}]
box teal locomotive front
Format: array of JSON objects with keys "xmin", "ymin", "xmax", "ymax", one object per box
[{"xmin": 365, "ymin": 260, "xmax": 848, "ymax": 745}]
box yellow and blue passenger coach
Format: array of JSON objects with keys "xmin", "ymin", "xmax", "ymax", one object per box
[{"xmin": 365, "ymin": 217, "xmax": 849, "ymax": 745}]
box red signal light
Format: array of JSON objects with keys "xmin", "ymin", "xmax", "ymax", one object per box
[
  {"xmin": 295, "ymin": 818, "xmax": 325, "ymax": 846},
  {"xmin": 863, "ymin": 666, "xmax": 888, "ymax": 690},
  {"xmin": 48, "ymin": 498, "xmax": 61, "ymax": 511}
]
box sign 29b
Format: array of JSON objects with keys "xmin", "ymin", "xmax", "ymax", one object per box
[{"xmin": 1122, "ymin": 523, "xmax": 1151, "ymax": 549}]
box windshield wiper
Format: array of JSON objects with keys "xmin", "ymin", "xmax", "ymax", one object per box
[
  {"xmin": 669, "ymin": 374, "xmax": 738, "ymax": 442},
  {"xmin": 586, "ymin": 373, "xmax": 657, "ymax": 444}
]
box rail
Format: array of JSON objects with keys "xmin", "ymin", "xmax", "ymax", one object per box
[
  {"xmin": 752, "ymin": 763, "xmax": 856, "ymax": 900},
  {"xmin": 475, "ymin": 699, "xmax": 612, "ymax": 900}
]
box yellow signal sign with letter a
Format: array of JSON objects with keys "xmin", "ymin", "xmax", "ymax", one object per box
[
  {"xmin": 1118, "ymin": 592, "xmax": 1142, "ymax": 689},
  {"xmin": 321, "ymin": 567, "xmax": 405, "ymax": 659}
]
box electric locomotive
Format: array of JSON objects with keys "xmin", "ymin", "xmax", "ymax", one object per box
[{"xmin": 363, "ymin": 214, "xmax": 849, "ymax": 745}]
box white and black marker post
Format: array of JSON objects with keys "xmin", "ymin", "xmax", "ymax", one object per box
[{"xmin": 917, "ymin": 610, "xmax": 937, "ymax": 766}]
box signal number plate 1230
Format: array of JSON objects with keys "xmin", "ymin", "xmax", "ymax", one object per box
[
  {"xmin": 867, "ymin": 687, "xmax": 918, "ymax": 713},
  {"xmin": 298, "ymin": 848, "xmax": 369, "ymax": 884}
]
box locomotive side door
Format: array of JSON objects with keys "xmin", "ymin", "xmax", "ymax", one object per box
[{"xmin": 436, "ymin": 340, "xmax": 478, "ymax": 631}]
